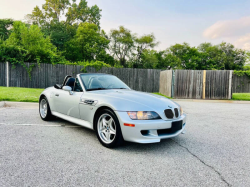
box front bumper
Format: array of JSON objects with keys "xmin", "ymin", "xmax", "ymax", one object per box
[{"xmin": 115, "ymin": 111, "xmax": 187, "ymax": 143}]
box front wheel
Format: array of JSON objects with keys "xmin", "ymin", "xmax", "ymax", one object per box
[
  {"xmin": 39, "ymin": 96, "xmax": 53, "ymax": 121},
  {"xmin": 95, "ymin": 109, "xmax": 124, "ymax": 148}
]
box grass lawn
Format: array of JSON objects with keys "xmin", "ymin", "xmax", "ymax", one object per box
[
  {"xmin": 0, "ymin": 87, "xmax": 43, "ymax": 102},
  {"xmin": 153, "ymin": 93, "xmax": 172, "ymax": 99},
  {"xmin": 232, "ymin": 93, "xmax": 250, "ymax": 101},
  {"xmin": 0, "ymin": 87, "xmax": 249, "ymax": 103},
  {"xmin": 154, "ymin": 92, "xmax": 250, "ymax": 101}
]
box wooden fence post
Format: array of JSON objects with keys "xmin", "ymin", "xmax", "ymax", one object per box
[
  {"xmin": 159, "ymin": 70, "xmax": 172, "ymax": 97},
  {"xmin": 171, "ymin": 70, "xmax": 175, "ymax": 98},
  {"xmin": 6, "ymin": 61, "xmax": 9, "ymax": 87},
  {"xmin": 228, "ymin": 70, "xmax": 233, "ymax": 99},
  {"xmin": 202, "ymin": 70, "xmax": 206, "ymax": 99}
]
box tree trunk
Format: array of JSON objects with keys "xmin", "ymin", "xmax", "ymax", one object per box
[{"xmin": 120, "ymin": 58, "xmax": 126, "ymax": 67}]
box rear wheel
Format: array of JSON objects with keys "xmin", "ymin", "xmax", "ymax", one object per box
[
  {"xmin": 95, "ymin": 109, "xmax": 124, "ymax": 148},
  {"xmin": 39, "ymin": 96, "xmax": 53, "ymax": 121}
]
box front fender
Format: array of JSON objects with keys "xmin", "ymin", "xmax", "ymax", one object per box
[{"xmin": 39, "ymin": 87, "xmax": 55, "ymax": 111}]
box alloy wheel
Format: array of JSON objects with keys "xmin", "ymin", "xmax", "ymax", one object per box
[
  {"xmin": 97, "ymin": 114, "xmax": 116, "ymax": 144},
  {"xmin": 40, "ymin": 99, "xmax": 48, "ymax": 118}
]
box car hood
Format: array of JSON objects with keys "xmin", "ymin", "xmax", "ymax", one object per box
[{"xmin": 85, "ymin": 89, "xmax": 179, "ymax": 113}]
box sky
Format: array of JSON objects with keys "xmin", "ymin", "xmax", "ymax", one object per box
[{"xmin": 1, "ymin": 0, "xmax": 250, "ymax": 50}]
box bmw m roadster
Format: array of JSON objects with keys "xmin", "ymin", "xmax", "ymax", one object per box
[{"xmin": 39, "ymin": 73, "xmax": 186, "ymax": 148}]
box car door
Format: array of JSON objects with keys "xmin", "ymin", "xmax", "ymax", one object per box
[{"xmin": 54, "ymin": 78, "xmax": 83, "ymax": 119}]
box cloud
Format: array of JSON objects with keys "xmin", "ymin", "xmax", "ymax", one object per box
[
  {"xmin": 203, "ymin": 17, "xmax": 250, "ymax": 39},
  {"xmin": 234, "ymin": 33, "xmax": 250, "ymax": 50},
  {"xmin": 203, "ymin": 17, "xmax": 250, "ymax": 50}
]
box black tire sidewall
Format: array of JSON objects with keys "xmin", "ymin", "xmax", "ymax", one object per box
[
  {"xmin": 39, "ymin": 96, "xmax": 53, "ymax": 121},
  {"xmin": 95, "ymin": 109, "xmax": 124, "ymax": 148}
]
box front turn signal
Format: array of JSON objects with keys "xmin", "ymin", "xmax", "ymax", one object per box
[{"xmin": 124, "ymin": 123, "xmax": 135, "ymax": 127}]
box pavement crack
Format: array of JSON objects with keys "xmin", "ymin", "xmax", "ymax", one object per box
[{"xmin": 171, "ymin": 139, "xmax": 231, "ymax": 187}]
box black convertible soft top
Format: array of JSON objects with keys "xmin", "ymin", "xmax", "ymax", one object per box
[{"xmin": 54, "ymin": 75, "xmax": 72, "ymax": 89}]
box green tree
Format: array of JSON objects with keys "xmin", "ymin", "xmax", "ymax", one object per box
[
  {"xmin": 3, "ymin": 21, "xmax": 62, "ymax": 64},
  {"xmin": 26, "ymin": 0, "xmax": 70, "ymax": 24},
  {"xmin": 198, "ymin": 42, "xmax": 223, "ymax": 70},
  {"xmin": 160, "ymin": 53, "xmax": 182, "ymax": 70},
  {"xmin": 168, "ymin": 43, "xmax": 200, "ymax": 69},
  {"xmin": 26, "ymin": 0, "xmax": 102, "ymax": 58},
  {"xmin": 0, "ymin": 19, "xmax": 14, "ymax": 40},
  {"xmin": 27, "ymin": 0, "xmax": 101, "ymax": 26},
  {"xmin": 140, "ymin": 49, "xmax": 158, "ymax": 69},
  {"xmin": 218, "ymin": 42, "xmax": 246, "ymax": 70},
  {"xmin": 197, "ymin": 42, "xmax": 247, "ymax": 70},
  {"xmin": 64, "ymin": 22, "xmax": 109, "ymax": 62},
  {"xmin": 66, "ymin": 0, "xmax": 101, "ymax": 27},
  {"xmin": 134, "ymin": 34, "xmax": 158, "ymax": 63},
  {"xmin": 42, "ymin": 21, "xmax": 78, "ymax": 51},
  {"xmin": 109, "ymin": 26, "xmax": 134, "ymax": 67}
]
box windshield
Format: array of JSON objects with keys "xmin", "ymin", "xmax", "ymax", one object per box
[{"xmin": 80, "ymin": 74, "xmax": 130, "ymax": 91}]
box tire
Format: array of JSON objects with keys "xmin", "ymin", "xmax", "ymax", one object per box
[
  {"xmin": 95, "ymin": 109, "xmax": 124, "ymax": 148},
  {"xmin": 39, "ymin": 96, "xmax": 53, "ymax": 121}
]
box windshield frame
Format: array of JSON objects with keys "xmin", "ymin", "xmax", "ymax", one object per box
[{"xmin": 79, "ymin": 73, "xmax": 131, "ymax": 92}]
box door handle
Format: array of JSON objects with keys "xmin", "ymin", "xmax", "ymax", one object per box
[{"xmin": 55, "ymin": 94, "xmax": 59, "ymax": 97}]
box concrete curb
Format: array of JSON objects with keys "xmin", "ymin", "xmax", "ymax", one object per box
[
  {"xmin": 4, "ymin": 101, "xmax": 38, "ymax": 108},
  {"xmin": 172, "ymin": 99, "xmax": 250, "ymax": 104},
  {"xmin": 0, "ymin": 101, "xmax": 5, "ymax": 108}
]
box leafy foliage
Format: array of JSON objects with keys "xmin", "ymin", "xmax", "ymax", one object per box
[
  {"xmin": 66, "ymin": 0, "xmax": 102, "ymax": 27},
  {"xmin": 233, "ymin": 70, "xmax": 250, "ymax": 78},
  {"xmin": 0, "ymin": 19, "xmax": 14, "ymax": 40},
  {"xmin": 61, "ymin": 60, "xmax": 111, "ymax": 72},
  {"xmin": 243, "ymin": 64, "xmax": 250, "ymax": 70},
  {"xmin": 25, "ymin": 0, "xmax": 102, "ymax": 56},
  {"xmin": 3, "ymin": 21, "xmax": 62, "ymax": 64},
  {"xmin": 26, "ymin": 0, "xmax": 101, "ymax": 25},
  {"xmin": 64, "ymin": 22, "xmax": 110, "ymax": 62},
  {"xmin": 134, "ymin": 34, "xmax": 158, "ymax": 63},
  {"xmin": 80, "ymin": 60, "xmax": 111, "ymax": 72},
  {"xmin": 139, "ymin": 50, "xmax": 158, "ymax": 69},
  {"xmin": 109, "ymin": 26, "xmax": 135, "ymax": 67}
]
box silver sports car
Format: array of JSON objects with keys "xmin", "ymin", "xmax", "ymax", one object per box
[{"xmin": 39, "ymin": 73, "xmax": 186, "ymax": 148}]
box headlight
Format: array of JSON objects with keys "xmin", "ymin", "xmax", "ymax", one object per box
[
  {"xmin": 127, "ymin": 111, "xmax": 161, "ymax": 120},
  {"xmin": 180, "ymin": 107, "xmax": 183, "ymax": 115}
]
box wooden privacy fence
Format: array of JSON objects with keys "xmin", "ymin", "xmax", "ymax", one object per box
[
  {"xmin": 0, "ymin": 62, "xmax": 161, "ymax": 93},
  {"xmin": 1, "ymin": 62, "xmax": 250, "ymax": 99},
  {"xmin": 0, "ymin": 63, "xmax": 6, "ymax": 87},
  {"xmin": 232, "ymin": 74, "xmax": 250, "ymax": 93},
  {"xmin": 160, "ymin": 70, "xmax": 234, "ymax": 99},
  {"xmin": 174, "ymin": 70, "xmax": 204, "ymax": 99}
]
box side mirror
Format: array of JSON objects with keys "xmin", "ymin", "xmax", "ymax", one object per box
[{"xmin": 62, "ymin": 86, "xmax": 73, "ymax": 95}]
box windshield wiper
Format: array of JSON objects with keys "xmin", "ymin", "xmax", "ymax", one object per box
[
  {"xmin": 111, "ymin": 88, "xmax": 128, "ymax": 89},
  {"xmin": 87, "ymin": 88, "xmax": 106, "ymax": 91}
]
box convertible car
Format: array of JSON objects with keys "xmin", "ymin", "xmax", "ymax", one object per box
[{"xmin": 39, "ymin": 73, "xmax": 186, "ymax": 148}]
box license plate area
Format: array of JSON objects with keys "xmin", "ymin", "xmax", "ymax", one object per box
[
  {"xmin": 157, "ymin": 120, "xmax": 183, "ymax": 135},
  {"xmin": 171, "ymin": 120, "xmax": 183, "ymax": 132}
]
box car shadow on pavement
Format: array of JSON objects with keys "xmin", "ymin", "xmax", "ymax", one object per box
[
  {"xmin": 50, "ymin": 117, "xmax": 184, "ymax": 154},
  {"xmin": 117, "ymin": 138, "xmax": 182, "ymax": 153}
]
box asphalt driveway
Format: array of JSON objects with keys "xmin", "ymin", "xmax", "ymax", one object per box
[{"xmin": 0, "ymin": 101, "xmax": 249, "ymax": 187}]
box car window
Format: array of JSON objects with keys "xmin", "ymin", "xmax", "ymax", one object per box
[{"xmin": 73, "ymin": 78, "xmax": 83, "ymax": 92}]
